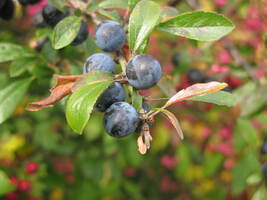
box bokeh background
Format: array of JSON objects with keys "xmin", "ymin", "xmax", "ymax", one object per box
[{"xmin": 0, "ymin": 0, "xmax": 267, "ymax": 199}]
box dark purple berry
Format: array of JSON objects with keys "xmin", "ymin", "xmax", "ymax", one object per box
[
  {"xmin": 95, "ymin": 20, "xmax": 125, "ymax": 52},
  {"xmin": 126, "ymin": 54, "xmax": 162, "ymax": 90},
  {"xmin": 104, "ymin": 102, "xmax": 139, "ymax": 138}
]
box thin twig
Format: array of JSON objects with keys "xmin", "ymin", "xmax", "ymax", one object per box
[
  {"xmin": 143, "ymin": 97, "xmax": 169, "ymax": 101},
  {"xmin": 222, "ymin": 38, "xmax": 259, "ymax": 82}
]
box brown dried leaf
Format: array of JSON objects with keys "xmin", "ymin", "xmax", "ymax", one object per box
[
  {"xmin": 137, "ymin": 123, "xmax": 153, "ymax": 154},
  {"xmin": 160, "ymin": 109, "xmax": 184, "ymax": 140},
  {"xmin": 164, "ymin": 81, "xmax": 228, "ymax": 108},
  {"xmin": 26, "ymin": 74, "xmax": 83, "ymax": 111},
  {"xmin": 137, "ymin": 135, "xmax": 148, "ymax": 155}
]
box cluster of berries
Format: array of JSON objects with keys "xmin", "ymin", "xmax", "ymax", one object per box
[{"xmin": 82, "ymin": 20, "xmax": 162, "ymax": 138}]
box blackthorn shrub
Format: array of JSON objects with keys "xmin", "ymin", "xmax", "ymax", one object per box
[
  {"xmin": 0, "ymin": 0, "xmax": 14, "ymax": 20},
  {"xmin": 20, "ymin": 0, "xmax": 235, "ymax": 155}
]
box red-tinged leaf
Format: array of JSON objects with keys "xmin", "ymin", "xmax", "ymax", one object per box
[
  {"xmin": 164, "ymin": 81, "xmax": 228, "ymax": 108},
  {"xmin": 160, "ymin": 109, "xmax": 184, "ymax": 140},
  {"xmin": 26, "ymin": 74, "xmax": 84, "ymax": 111}
]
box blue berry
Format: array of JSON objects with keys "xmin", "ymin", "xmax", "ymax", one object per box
[
  {"xmin": 95, "ymin": 82, "xmax": 126, "ymax": 112},
  {"xmin": 261, "ymin": 141, "xmax": 267, "ymax": 154},
  {"xmin": 95, "ymin": 20, "xmax": 125, "ymax": 52},
  {"xmin": 142, "ymin": 102, "xmax": 151, "ymax": 113},
  {"xmin": 0, "ymin": 0, "xmax": 14, "ymax": 20},
  {"xmin": 126, "ymin": 54, "xmax": 162, "ymax": 90},
  {"xmin": 171, "ymin": 52, "xmax": 180, "ymax": 66},
  {"xmin": 262, "ymin": 162, "xmax": 267, "ymax": 180},
  {"xmin": 187, "ymin": 69, "xmax": 205, "ymax": 83},
  {"xmin": 83, "ymin": 53, "xmax": 115, "ymax": 73},
  {"xmin": 71, "ymin": 22, "xmax": 88, "ymax": 46},
  {"xmin": 42, "ymin": 3, "xmax": 68, "ymax": 27},
  {"xmin": 104, "ymin": 102, "xmax": 139, "ymax": 138},
  {"xmin": 0, "ymin": 0, "xmax": 7, "ymax": 9}
]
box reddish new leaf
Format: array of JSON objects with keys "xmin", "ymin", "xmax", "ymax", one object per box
[
  {"xmin": 164, "ymin": 81, "xmax": 228, "ymax": 108},
  {"xmin": 26, "ymin": 74, "xmax": 84, "ymax": 111},
  {"xmin": 160, "ymin": 109, "xmax": 184, "ymax": 140}
]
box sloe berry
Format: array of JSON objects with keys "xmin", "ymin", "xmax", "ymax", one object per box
[
  {"xmin": 104, "ymin": 102, "xmax": 139, "ymax": 138},
  {"xmin": 262, "ymin": 162, "xmax": 267, "ymax": 180},
  {"xmin": 95, "ymin": 20, "xmax": 125, "ymax": 52},
  {"xmin": 0, "ymin": 0, "xmax": 14, "ymax": 20},
  {"xmin": 71, "ymin": 22, "xmax": 88, "ymax": 46},
  {"xmin": 171, "ymin": 52, "xmax": 180, "ymax": 66},
  {"xmin": 187, "ymin": 68, "xmax": 205, "ymax": 83},
  {"xmin": 126, "ymin": 54, "xmax": 162, "ymax": 90},
  {"xmin": 42, "ymin": 3, "xmax": 68, "ymax": 27},
  {"xmin": 83, "ymin": 53, "xmax": 115, "ymax": 73},
  {"xmin": 95, "ymin": 82, "xmax": 126, "ymax": 112},
  {"xmin": 142, "ymin": 102, "xmax": 151, "ymax": 113},
  {"xmin": 261, "ymin": 141, "xmax": 267, "ymax": 154},
  {"xmin": 0, "ymin": 0, "xmax": 7, "ymax": 9}
]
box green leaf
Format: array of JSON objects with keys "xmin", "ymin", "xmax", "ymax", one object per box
[
  {"xmin": 233, "ymin": 81, "xmax": 256, "ymax": 103},
  {"xmin": 66, "ymin": 81, "xmax": 113, "ymax": 134},
  {"xmin": 136, "ymin": 37, "xmax": 149, "ymax": 54},
  {"xmin": 72, "ymin": 71, "xmax": 114, "ymax": 91},
  {"xmin": 157, "ymin": 11, "xmax": 235, "ymax": 41},
  {"xmin": 157, "ymin": 74, "xmax": 176, "ymax": 97},
  {"xmin": 0, "ymin": 78, "xmax": 32, "ymax": 124},
  {"xmin": 128, "ymin": 0, "xmax": 139, "ymax": 10},
  {"xmin": 128, "ymin": 0, "xmax": 161, "ymax": 52},
  {"xmin": 160, "ymin": 6, "xmax": 179, "ymax": 21},
  {"xmin": 0, "ymin": 170, "xmax": 15, "ymax": 196},
  {"xmin": 49, "ymin": 0, "xmax": 66, "ymax": 12},
  {"xmin": 239, "ymin": 86, "xmax": 267, "ymax": 117},
  {"xmin": 232, "ymin": 151, "xmax": 261, "ymax": 195},
  {"xmin": 52, "ymin": 16, "xmax": 82, "ymax": 50},
  {"xmin": 0, "ymin": 43, "xmax": 34, "ymax": 63},
  {"xmin": 98, "ymin": 0, "xmax": 128, "ymax": 9},
  {"xmin": 10, "ymin": 57, "xmax": 37, "ymax": 77},
  {"xmin": 175, "ymin": 143, "xmax": 191, "ymax": 179},
  {"xmin": 252, "ymin": 186, "xmax": 267, "ymax": 200},
  {"xmin": 234, "ymin": 118, "xmax": 260, "ymax": 153},
  {"xmin": 189, "ymin": 91, "xmax": 237, "ymax": 106},
  {"xmin": 130, "ymin": 88, "xmax": 142, "ymax": 111},
  {"xmin": 203, "ymin": 153, "xmax": 224, "ymax": 177},
  {"xmin": 98, "ymin": 9, "xmax": 121, "ymax": 22}
]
